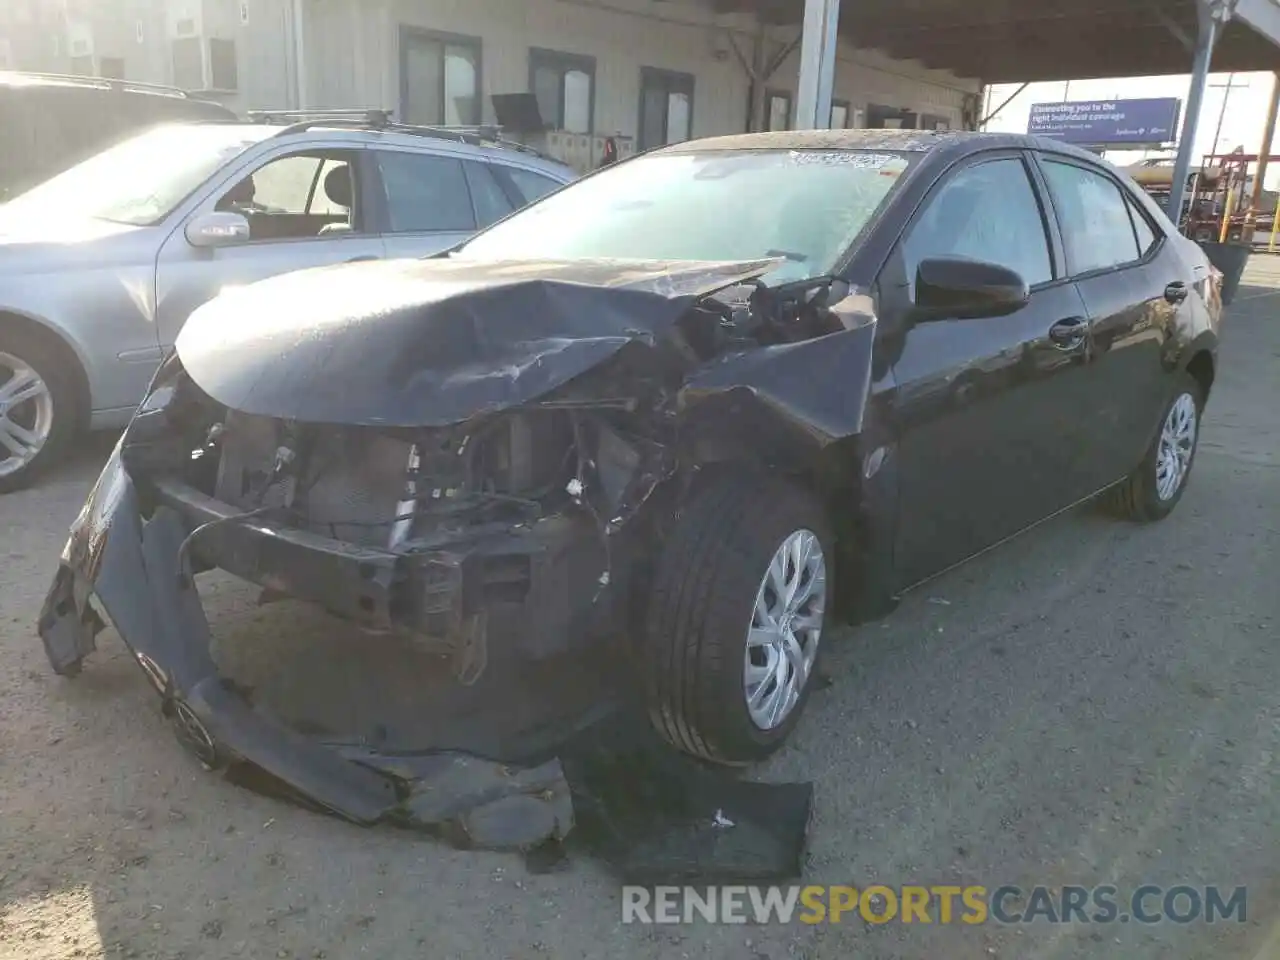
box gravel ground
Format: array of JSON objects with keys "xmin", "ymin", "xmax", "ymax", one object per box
[{"xmin": 2, "ymin": 261, "xmax": 1279, "ymax": 960}]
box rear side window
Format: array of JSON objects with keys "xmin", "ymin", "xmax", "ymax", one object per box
[
  {"xmin": 376, "ymin": 151, "xmax": 476, "ymax": 233},
  {"xmin": 1125, "ymin": 192, "xmax": 1159, "ymax": 256},
  {"xmin": 1041, "ymin": 159, "xmax": 1141, "ymax": 274},
  {"xmin": 903, "ymin": 156, "xmax": 1053, "ymax": 288},
  {"xmin": 463, "ymin": 161, "xmax": 515, "ymax": 228},
  {"xmin": 503, "ymin": 166, "xmax": 562, "ymax": 205}
]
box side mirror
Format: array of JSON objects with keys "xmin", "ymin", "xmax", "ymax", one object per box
[
  {"xmin": 913, "ymin": 257, "xmax": 1030, "ymax": 321},
  {"xmin": 185, "ymin": 211, "xmax": 251, "ymax": 249}
]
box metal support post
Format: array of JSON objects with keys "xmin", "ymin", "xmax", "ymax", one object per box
[
  {"xmin": 1168, "ymin": 0, "xmax": 1235, "ymax": 226},
  {"xmin": 795, "ymin": 0, "xmax": 841, "ymax": 129}
]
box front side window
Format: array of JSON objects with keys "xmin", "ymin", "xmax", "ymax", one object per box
[
  {"xmin": 213, "ymin": 150, "xmax": 361, "ymax": 241},
  {"xmin": 401, "ymin": 29, "xmax": 480, "ymax": 127},
  {"xmin": 639, "ymin": 67, "xmax": 693, "ymax": 150},
  {"xmin": 903, "ymin": 157, "xmax": 1053, "ymax": 288},
  {"xmin": 377, "ymin": 151, "xmax": 475, "ymax": 233},
  {"xmin": 457, "ymin": 148, "xmax": 914, "ymax": 285},
  {"xmin": 1041, "ymin": 159, "xmax": 1141, "ymax": 275},
  {"xmin": 530, "ymin": 48, "xmax": 594, "ymax": 134},
  {"xmin": 0, "ymin": 124, "xmax": 270, "ymax": 225}
]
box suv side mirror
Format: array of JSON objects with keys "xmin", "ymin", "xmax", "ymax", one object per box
[
  {"xmin": 913, "ymin": 256, "xmax": 1029, "ymax": 321},
  {"xmin": 186, "ymin": 211, "xmax": 251, "ymax": 248}
]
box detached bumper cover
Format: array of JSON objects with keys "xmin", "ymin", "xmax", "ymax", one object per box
[{"xmin": 37, "ymin": 446, "xmax": 574, "ymax": 850}]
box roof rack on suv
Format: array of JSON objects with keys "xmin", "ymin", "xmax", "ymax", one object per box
[
  {"xmin": 0, "ymin": 69, "xmax": 198, "ymax": 99},
  {"xmin": 247, "ymin": 108, "xmax": 557, "ymax": 162}
]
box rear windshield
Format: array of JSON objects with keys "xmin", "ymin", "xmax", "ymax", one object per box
[{"xmin": 457, "ymin": 148, "xmax": 914, "ymax": 284}]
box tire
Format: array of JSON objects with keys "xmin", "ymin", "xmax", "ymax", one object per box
[
  {"xmin": 0, "ymin": 328, "xmax": 79, "ymax": 494},
  {"xmin": 643, "ymin": 472, "xmax": 833, "ymax": 765},
  {"xmin": 1107, "ymin": 373, "xmax": 1204, "ymax": 523}
]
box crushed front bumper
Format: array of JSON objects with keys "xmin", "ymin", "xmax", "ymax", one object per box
[{"xmin": 37, "ymin": 444, "xmax": 580, "ymax": 849}]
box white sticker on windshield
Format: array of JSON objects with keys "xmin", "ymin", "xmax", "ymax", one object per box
[{"xmin": 788, "ymin": 151, "xmax": 901, "ymax": 169}]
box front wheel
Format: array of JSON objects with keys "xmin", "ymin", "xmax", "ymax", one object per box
[
  {"xmin": 643, "ymin": 474, "xmax": 832, "ymax": 765},
  {"xmin": 0, "ymin": 331, "xmax": 77, "ymax": 494},
  {"xmin": 1107, "ymin": 373, "xmax": 1204, "ymax": 522}
]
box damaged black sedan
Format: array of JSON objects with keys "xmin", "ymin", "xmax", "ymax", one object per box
[{"xmin": 40, "ymin": 130, "xmax": 1223, "ymax": 819}]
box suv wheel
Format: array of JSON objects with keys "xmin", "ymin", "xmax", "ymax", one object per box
[
  {"xmin": 0, "ymin": 331, "xmax": 76, "ymax": 493},
  {"xmin": 1108, "ymin": 372, "xmax": 1204, "ymax": 522},
  {"xmin": 643, "ymin": 473, "xmax": 832, "ymax": 764}
]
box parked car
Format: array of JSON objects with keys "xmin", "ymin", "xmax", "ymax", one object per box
[
  {"xmin": 0, "ymin": 71, "xmax": 236, "ymax": 201},
  {"xmin": 39, "ymin": 130, "xmax": 1222, "ymax": 821},
  {"xmin": 0, "ymin": 115, "xmax": 576, "ymax": 491}
]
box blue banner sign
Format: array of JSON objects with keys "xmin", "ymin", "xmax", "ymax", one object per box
[{"xmin": 1027, "ymin": 98, "xmax": 1182, "ymax": 145}]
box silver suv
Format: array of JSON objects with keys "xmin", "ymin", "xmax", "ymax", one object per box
[{"xmin": 0, "ymin": 114, "xmax": 575, "ymax": 491}]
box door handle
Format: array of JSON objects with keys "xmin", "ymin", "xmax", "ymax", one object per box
[
  {"xmin": 1164, "ymin": 281, "xmax": 1189, "ymax": 304},
  {"xmin": 1048, "ymin": 316, "xmax": 1088, "ymax": 349}
]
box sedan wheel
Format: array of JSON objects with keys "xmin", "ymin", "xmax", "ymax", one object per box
[
  {"xmin": 0, "ymin": 351, "xmax": 55, "ymax": 481},
  {"xmin": 745, "ymin": 529, "xmax": 826, "ymax": 731},
  {"xmin": 1155, "ymin": 393, "xmax": 1197, "ymax": 502},
  {"xmin": 644, "ymin": 473, "xmax": 833, "ymax": 764},
  {"xmin": 1108, "ymin": 372, "xmax": 1205, "ymax": 522}
]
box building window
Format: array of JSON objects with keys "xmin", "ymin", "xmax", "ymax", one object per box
[
  {"xmin": 98, "ymin": 56, "xmax": 124, "ymax": 79},
  {"xmin": 831, "ymin": 99, "xmax": 850, "ymax": 129},
  {"xmin": 867, "ymin": 104, "xmax": 918, "ymax": 129},
  {"xmin": 638, "ymin": 67, "xmax": 693, "ymax": 151},
  {"xmin": 766, "ymin": 90, "xmax": 792, "ymax": 131},
  {"xmin": 209, "ymin": 37, "xmax": 237, "ymax": 90},
  {"xmin": 529, "ymin": 48, "xmax": 594, "ymax": 134},
  {"xmin": 400, "ymin": 27, "xmax": 481, "ymax": 127},
  {"xmin": 172, "ymin": 36, "xmax": 202, "ymax": 89}
]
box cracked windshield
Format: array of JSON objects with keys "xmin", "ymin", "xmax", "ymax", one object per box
[{"xmin": 0, "ymin": 1, "xmax": 1276, "ymax": 958}]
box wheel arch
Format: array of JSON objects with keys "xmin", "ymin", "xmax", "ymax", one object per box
[
  {"xmin": 0, "ymin": 308, "xmax": 93, "ymax": 430},
  {"xmin": 1184, "ymin": 347, "xmax": 1215, "ymax": 400}
]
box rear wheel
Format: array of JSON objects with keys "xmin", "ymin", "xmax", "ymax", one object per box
[
  {"xmin": 0, "ymin": 331, "xmax": 76, "ymax": 493},
  {"xmin": 1108, "ymin": 373, "xmax": 1203, "ymax": 522},
  {"xmin": 643, "ymin": 473, "xmax": 832, "ymax": 764}
]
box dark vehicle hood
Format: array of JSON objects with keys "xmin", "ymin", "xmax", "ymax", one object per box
[{"xmin": 176, "ymin": 257, "xmax": 779, "ymax": 427}]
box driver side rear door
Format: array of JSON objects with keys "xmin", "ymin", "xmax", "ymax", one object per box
[{"xmin": 880, "ymin": 151, "xmax": 1095, "ymax": 588}]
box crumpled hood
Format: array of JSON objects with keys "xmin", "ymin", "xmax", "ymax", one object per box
[{"xmin": 176, "ymin": 256, "xmax": 779, "ymax": 427}]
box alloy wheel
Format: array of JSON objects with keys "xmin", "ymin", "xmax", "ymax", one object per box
[{"xmin": 0, "ymin": 351, "xmax": 55, "ymax": 480}]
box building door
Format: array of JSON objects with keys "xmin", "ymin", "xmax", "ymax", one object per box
[{"xmin": 638, "ymin": 67, "xmax": 693, "ymax": 150}]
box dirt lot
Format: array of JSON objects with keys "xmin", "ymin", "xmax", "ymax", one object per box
[{"xmin": 3, "ymin": 262, "xmax": 1280, "ymax": 960}]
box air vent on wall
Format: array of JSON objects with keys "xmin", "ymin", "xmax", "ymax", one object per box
[
  {"xmin": 240, "ymin": 2, "xmax": 250, "ymax": 25},
  {"xmin": 136, "ymin": 20, "xmax": 145, "ymax": 43}
]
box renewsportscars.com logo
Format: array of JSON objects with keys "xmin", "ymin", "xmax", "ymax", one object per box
[{"xmin": 622, "ymin": 885, "xmax": 1248, "ymax": 926}]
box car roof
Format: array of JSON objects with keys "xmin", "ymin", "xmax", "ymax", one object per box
[{"xmin": 658, "ymin": 128, "xmax": 1108, "ymax": 166}]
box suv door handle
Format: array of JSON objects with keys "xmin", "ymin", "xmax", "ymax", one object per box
[
  {"xmin": 1048, "ymin": 316, "xmax": 1089, "ymax": 349},
  {"xmin": 1165, "ymin": 281, "xmax": 1189, "ymax": 304}
]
